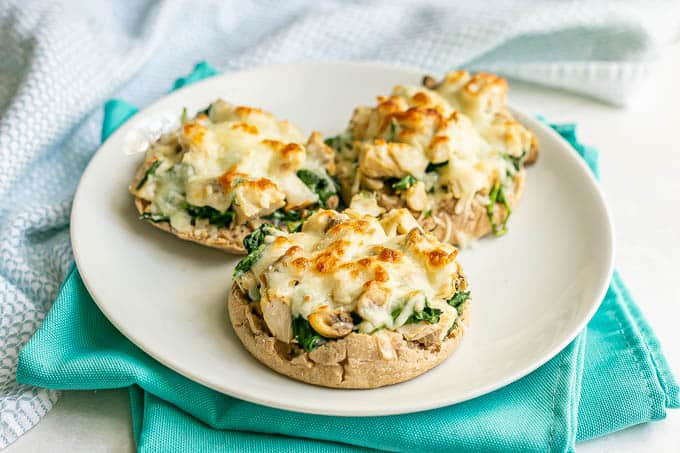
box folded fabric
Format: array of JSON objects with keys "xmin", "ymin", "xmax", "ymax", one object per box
[{"xmin": 16, "ymin": 63, "xmax": 679, "ymax": 453}]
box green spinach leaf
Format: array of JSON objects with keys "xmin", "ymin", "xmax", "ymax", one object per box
[
  {"xmin": 392, "ymin": 175, "xmax": 417, "ymax": 191},
  {"xmin": 387, "ymin": 118, "xmax": 399, "ymax": 141},
  {"xmin": 486, "ymin": 182, "xmax": 512, "ymax": 236},
  {"xmin": 293, "ymin": 316, "xmax": 327, "ymax": 352},
  {"xmin": 185, "ymin": 204, "xmax": 235, "ymax": 228},
  {"xmin": 324, "ymin": 136, "xmax": 342, "ymax": 150},
  {"xmin": 406, "ymin": 303, "xmax": 441, "ymax": 324},
  {"xmin": 264, "ymin": 208, "xmax": 307, "ymax": 232},
  {"xmin": 265, "ymin": 208, "xmax": 302, "ymax": 222},
  {"xmin": 426, "ymin": 161, "xmax": 448, "ymax": 172},
  {"xmin": 233, "ymin": 244, "xmax": 265, "ymax": 278},
  {"xmin": 242, "ymin": 224, "xmax": 272, "ymax": 254},
  {"xmin": 197, "ymin": 104, "xmax": 211, "ymax": 116},
  {"xmin": 447, "ymin": 318, "xmax": 460, "ymax": 336},
  {"xmin": 135, "ymin": 160, "xmax": 162, "ymax": 190},
  {"xmin": 323, "ymin": 132, "xmax": 353, "ymax": 152},
  {"xmin": 503, "ymin": 151, "xmax": 526, "ymax": 173},
  {"xmin": 297, "ymin": 169, "xmax": 337, "ymax": 208},
  {"xmin": 447, "ymin": 291, "xmax": 470, "ymax": 314},
  {"xmin": 391, "ymin": 305, "xmax": 404, "ymax": 320},
  {"xmin": 286, "ymin": 220, "xmax": 304, "ymax": 233},
  {"xmin": 139, "ymin": 212, "xmax": 169, "ymax": 223}
]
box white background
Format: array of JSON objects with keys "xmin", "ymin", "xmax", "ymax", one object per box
[{"xmin": 7, "ymin": 45, "xmax": 680, "ymax": 452}]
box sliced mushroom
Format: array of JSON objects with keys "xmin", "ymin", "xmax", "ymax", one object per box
[
  {"xmin": 379, "ymin": 208, "xmax": 421, "ymax": 236},
  {"xmin": 260, "ymin": 294, "xmax": 293, "ymax": 343},
  {"xmin": 357, "ymin": 285, "xmax": 390, "ymax": 309},
  {"xmin": 308, "ymin": 307, "xmax": 354, "ymax": 339},
  {"xmin": 376, "ymin": 192, "xmax": 403, "ymax": 211},
  {"xmin": 397, "ymin": 302, "xmax": 457, "ymax": 344},
  {"xmin": 355, "ymin": 285, "xmax": 392, "ymax": 327},
  {"xmin": 422, "ymin": 75, "xmax": 439, "ymax": 89},
  {"xmin": 301, "ymin": 210, "xmax": 348, "ymax": 234},
  {"xmin": 398, "ymin": 321, "xmax": 438, "ymax": 342}
]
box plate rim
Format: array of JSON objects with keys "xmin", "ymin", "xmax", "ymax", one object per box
[{"xmin": 70, "ymin": 61, "xmax": 615, "ymax": 416}]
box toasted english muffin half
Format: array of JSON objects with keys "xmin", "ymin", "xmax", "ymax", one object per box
[
  {"xmin": 129, "ymin": 100, "xmax": 339, "ymax": 254},
  {"xmin": 228, "ymin": 203, "xmax": 471, "ymax": 388},
  {"xmin": 330, "ymin": 71, "xmax": 538, "ymax": 246}
]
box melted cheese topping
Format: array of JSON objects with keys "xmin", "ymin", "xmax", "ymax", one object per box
[
  {"xmin": 130, "ymin": 100, "xmax": 335, "ymax": 232},
  {"xmin": 336, "ymin": 70, "xmax": 536, "ymax": 215},
  {"xmin": 237, "ymin": 205, "xmax": 462, "ymax": 338}
]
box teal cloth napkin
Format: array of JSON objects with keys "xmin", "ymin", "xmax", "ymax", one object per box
[{"xmin": 17, "ymin": 63, "xmax": 679, "ymax": 453}]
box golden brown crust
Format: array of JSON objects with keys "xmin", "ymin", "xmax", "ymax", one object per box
[{"xmin": 227, "ymin": 284, "xmax": 470, "ymax": 389}]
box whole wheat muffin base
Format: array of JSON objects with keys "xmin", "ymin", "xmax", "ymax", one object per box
[
  {"xmin": 133, "ymin": 198, "xmax": 252, "ymax": 254},
  {"xmin": 227, "ymin": 284, "xmax": 470, "ymax": 389}
]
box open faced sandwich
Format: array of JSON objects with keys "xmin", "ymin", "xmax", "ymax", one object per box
[
  {"xmin": 228, "ymin": 197, "xmax": 470, "ymax": 388},
  {"xmin": 330, "ymin": 71, "xmax": 538, "ymax": 246},
  {"xmin": 129, "ymin": 100, "xmax": 339, "ymax": 254}
]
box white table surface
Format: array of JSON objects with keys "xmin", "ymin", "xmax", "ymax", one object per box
[{"xmin": 7, "ymin": 45, "xmax": 680, "ymax": 452}]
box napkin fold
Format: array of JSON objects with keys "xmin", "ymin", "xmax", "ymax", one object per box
[{"xmin": 17, "ymin": 63, "xmax": 679, "ymax": 453}]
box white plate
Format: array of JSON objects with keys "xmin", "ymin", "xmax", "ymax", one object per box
[{"xmin": 71, "ymin": 62, "xmax": 614, "ymax": 416}]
